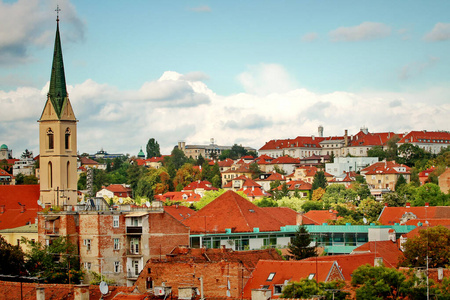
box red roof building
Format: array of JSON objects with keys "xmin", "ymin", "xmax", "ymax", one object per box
[
  {"xmin": 155, "ymin": 191, "xmax": 201, "ymax": 204},
  {"xmin": 361, "ymin": 161, "xmax": 411, "ymax": 191},
  {"xmin": 0, "ymin": 168, "xmax": 14, "ymax": 185},
  {"xmin": 242, "ymin": 260, "xmax": 344, "ymax": 298},
  {"xmin": 377, "ymin": 204, "xmax": 450, "ymax": 225},
  {"xmin": 299, "ymin": 209, "xmax": 340, "ymax": 225},
  {"xmin": 0, "ymin": 185, "xmax": 40, "ymax": 230},
  {"xmin": 182, "ymin": 191, "xmax": 289, "ymax": 234},
  {"xmin": 163, "ymin": 205, "xmax": 195, "ymax": 221},
  {"xmin": 397, "ymin": 130, "xmax": 450, "ymax": 154}
]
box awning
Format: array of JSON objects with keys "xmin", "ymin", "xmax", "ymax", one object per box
[{"xmin": 125, "ymin": 211, "xmax": 149, "ymax": 218}]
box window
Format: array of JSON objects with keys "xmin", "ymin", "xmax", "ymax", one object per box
[
  {"xmin": 131, "ymin": 238, "xmax": 139, "ymax": 254},
  {"xmin": 308, "ymin": 273, "xmax": 315, "ymax": 280},
  {"xmin": 84, "ymin": 262, "xmax": 91, "ymax": 270},
  {"xmin": 65, "ymin": 128, "xmax": 70, "ymax": 150},
  {"xmin": 113, "ymin": 215, "xmax": 119, "ymax": 228},
  {"xmin": 274, "ymin": 285, "xmax": 283, "ymax": 295},
  {"xmin": 47, "ymin": 128, "xmax": 54, "ymax": 150},
  {"xmin": 114, "ymin": 238, "xmax": 120, "ymax": 250},
  {"xmin": 267, "ymin": 272, "xmax": 276, "ymax": 281},
  {"xmin": 84, "ymin": 239, "xmax": 91, "ymax": 251},
  {"xmin": 114, "ymin": 261, "xmax": 121, "ymax": 273}
]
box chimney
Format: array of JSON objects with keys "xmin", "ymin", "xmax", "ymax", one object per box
[
  {"xmin": 21, "ymin": 205, "xmax": 26, "ymax": 213},
  {"xmin": 36, "ymin": 286, "xmax": 45, "ymax": 300},
  {"xmin": 74, "ymin": 284, "xmax": 90, "ymax": 300},
  {"xmin": 384, "ymin": 203, "xmax": 388, "ymax": 207},
  {"xmin": 405, "ymin": 202, "xmax": 410, "ymax": 208},
  {"xmin": 296, "ymin": 213, "xmax": 304, "ymax": 225},
  {"xmin": 0, "ymin": 205, "xmax": 4, "ymax": 214},
  {"xmin": 318, "ymin": 125, "xmax": 324, "ymax": 137},
  {"xmin": 425, "ymin": 202, "xmax": 429, "ymax": 207},
  {"xmin": 344, "ymin": 130, "xmax": 348, "ymax": 147}
]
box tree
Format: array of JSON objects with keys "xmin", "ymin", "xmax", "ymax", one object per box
[
  {"xmin": 399, "ymin": 225, "xmax": 450, "ymax": 268},
  {"xmin": 0, "ymin": 236, "xmax": 26, "ymax": 276},
  {"xmin": 249, "ymin": 162, "xmax": 262, "ymax": 179},
  {"xmin": 173, "ymin": 163, "xmax": 201, "ymax": 191},
  {"xmin": 146, "ymin": 138, "xmax": 161, "ymax": 158},
  {"xmin": 287, "ymin": 225, "xmax": 317, "ymax": 260},
  {"xmin": 311, "ymin": 187, "xmax": 326, "ymax": 201},
  {"xmin": 312, "ymin": 171, "xmax": 327, "ymax": 190},
  {"xmin": 23, "ymin": 237, "xmax": 83, "ymax": 284},
  {"xmin": 254, "ymin": 197, "xmax": 278, "ymax": 207},
  {"xmin": 282, "ymin": 279, "xmax": 349, "ymax": 300},
  {"xmin": 301, "ymin": 200, "xmax": 323, "ymax": 212},
  {"xmin": 196, "ymin": 154, "xmax": 205, "ymax": 166},
  {"xmin": 273, "ymin": 164, "xmax": 286, "ymax": 175},
  {"xmin": 21, "ymin": 149, "xmax": 33, "ymax": 159},
  {"xmin": 412, "ymin": 183, "xmax": 449, "ymax": 206},
  {"xmin": 397, "ymin": 143, "xmax": 430, "ymax": 167},
  {"xmin": 385, "ymin": 134, "xmax": 400, "ymax": 161},
  {"xmin": 351, "ymin": 264, "xmax": 411, "ymax": 300},
  {"xmin": 170, "ymin": 147, "xmax": 189, "ymax": 169},
  {"xmin": 367, "ymin": 146, "xmax": 386, "ymax": 161},
  {"xmin": 394, "ymin": 174, "xmax": 407, "ymax": 191}
]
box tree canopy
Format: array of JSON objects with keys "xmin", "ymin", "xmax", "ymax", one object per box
[
  {"xmin": 0, "ymin": 236, "xmax": 26, "ymax": 276},
  {"xmin": 146, "ymin": 138, "xmax": 161, "ymax": 158},
  {"xmin": 287, "ymin": 225, "xmax": 317, "ymax": 260}
]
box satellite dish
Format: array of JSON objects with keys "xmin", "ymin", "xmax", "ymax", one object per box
[
  {"xmin": 363, "ymin": 217, "xmax": 368, "ymax": 224},
  {"xmin": 99, "ymin": 281, "xmax": 108, "ymax": 295},
  {"xmin": 145, "ymin": 201, "xmax": 151, "ymax": 207},
  {"xmin": 118, "ymin": 198, "xmax": 123, "ymax": 204},
  {"xmin": 37, "ymin": 200, "xmax": 42, "ymax": 206}
]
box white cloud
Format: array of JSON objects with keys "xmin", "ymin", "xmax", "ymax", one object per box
[
  {"xmin": 1, "ymin": 70, "xmax": 449, "ymax": 157},
  {"xmin": 301, "ymin": 32, "xmax": 318, "ymax": 42},
  {"xmin": 0, "ymin": 0, "xmax": 85, "ymax": 65},
  {"xmin": 424, "ymin": 23, "xmax": 450, "ymax": 41},
  {"xmin": 329, "ymin": 22, "xmax": 391, "ymax": 42},
  {"xmin": 237, "ymin": 63, "xmax": 298, "ymax": 96}
]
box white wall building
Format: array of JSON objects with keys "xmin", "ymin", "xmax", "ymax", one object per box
[{"xmin": 325, "ymin": 157, "xmax": 379, "ymax": 176}]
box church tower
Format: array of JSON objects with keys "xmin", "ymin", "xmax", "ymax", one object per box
[{"xmin": 39, "ymin": 11, "xmax": 78, "ymax": 206}]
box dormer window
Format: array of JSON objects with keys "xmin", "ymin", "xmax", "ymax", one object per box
[
  {"xmin": 267, "ymin": 272, "xmax": 276, "ymax": 281},
  {"xmin": 47, "ymin": 128, "xmax": 54, "ymax": 149}
]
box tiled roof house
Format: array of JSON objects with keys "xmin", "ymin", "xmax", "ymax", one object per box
[{"xmin": 0, "ymin": 185, "xmax": 40, "ymax": 230}]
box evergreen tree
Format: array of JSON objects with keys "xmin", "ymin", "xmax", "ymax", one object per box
[
  {"xmin": 312, "ymin": 171, "xmax": 327, "ymax": 190},
  {"xmin": 0, "ymin": 236, "xmax": 26, "ymax": 276},
  {"xmin": 146, "ymin": 138, "xmax": 161, "ymax": 158},
  {"xmin": 288, "ymin": 225, "xmax": 317, "ymax": 260},
  {"xmin": 395, "ymin": 174, "xmax": 407, "ymax": 191}
]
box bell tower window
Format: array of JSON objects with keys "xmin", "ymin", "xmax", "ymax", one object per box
[
  {"xmin": 47, "ymin": 128, "xmax": 54, "ymax": 150},
  {"xmin": 65, "ymin": 128, "xmax": 71, "ymax": 150}
]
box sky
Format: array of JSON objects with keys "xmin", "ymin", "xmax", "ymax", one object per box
[{"xmin": 0, "ymin": 0, "xmax": 449, "ymax": 157}]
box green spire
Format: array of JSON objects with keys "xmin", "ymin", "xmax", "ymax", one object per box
[{"xmin": 48, "ymin": 17, "xmax": 67, "ymax": 118}]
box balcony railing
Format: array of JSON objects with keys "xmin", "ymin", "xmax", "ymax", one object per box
[
  {"xmin": 45, "ymin": 229, "xmax": 59, "ymax": 235},
  {"xmin": 126, "ymin": 226, "xmax": 142, "ymax": 234},
  {"xmin": 126, "ymin": 249, "xmax": 142, "ymax": 256},
  {"xmin": 127, "ymin": 271, "xmax": 139, "ymax": 279}
]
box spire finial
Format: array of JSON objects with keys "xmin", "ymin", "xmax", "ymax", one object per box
[{"xmin": 55, "ymin": 5, "xmax": 61, "ymax": 22}]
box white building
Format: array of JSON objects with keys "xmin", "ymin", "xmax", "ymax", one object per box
[{"xmin": 325, "ymin": 156, "xmax": 379, "ymax": 176}]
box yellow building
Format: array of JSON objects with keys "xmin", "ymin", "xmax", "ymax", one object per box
[
  {"xmin": 0, "ymin": 223, "xmax": 38, "ymax": 252},
  {"xmin": 38, "ymin": 16, "xmax": 78, "ymax": 207}
]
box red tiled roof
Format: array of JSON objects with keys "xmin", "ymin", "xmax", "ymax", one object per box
[
  {"xmin": 218, "ymin": 158, "xmax": 234, "ymax": 167},
  {"xmin": 377, "ymin": 206, "xmax": 450, "ymax": 225},
  {"xmin": 259, "ymin": 136, "xmax": 325, "ymax": 151},
  {"xmin": 182, "ymin": 191, "xmax": 287, "ymax": 234},
  {"xmin": 264, "ymin": 172, "xmax": 286, "ymax": 181},
  {"xmin": 301, "ymin": 210, "xmax": 339, "ymax": 225},
  {"xmin": 349, "ymin": 131, "xmax": 403, "ymax": 147},
  {"xmin": 105, "ymin": 184, "xmax": 132, "ymax": 193},
  {"xmin": 270, "ymin": 155, "xmax": 300, "ymax": 165},
  {"xmin": 398, "ymin": 130, "xmax": 450, "ymax": 144},
  {"xmin": 280, "ymin": 180, "xmax": 312, "ymax": 191},
  {"xmin": 159, "ymin": 191, "xmax": 201, "ymax": 203},
  {"xmin": 351, "ymin": 240, "xmax": 403, "ymax": 268},
  {"xmin": 261, "ymin": 207, "xmax": 297, "ymax": 225},
  {"xmin": 361, "ymin": 161, "xmax": 410, "ymax": 175},
  {"xmin": 80, "ymin": 156, "xmax": 98, "ymax": 165},
  {"xmin": 182, "ymin": 180, "xmax": 217, "ymax": 191},
  {"xmin": 164, "ymin": 205, "xmax": 195, "ymax": 221},
  {"xmin": 243, "ymin": 260, "xmax": 343, "ymax": 298},
  {"xmin": 0, "ymin": 168, "xmax": 13, "ymax": 177},
  {"xmin": 0, "ymin": 185, "xmax": 40, "ymax": 229}
]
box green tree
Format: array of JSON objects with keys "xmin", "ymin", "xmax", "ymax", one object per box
[
  {"xmin": 0, "ymin": 236, "xmax": 26, "ymax": 276},
  {"xmin": 301, "ymin": 200, "xmax": 323, "ymax": 212},
  {"xmin": 385, "ymin": 135, "xmax": 400, "ymax": 161},
  {"xmin": 398, "ymin": 143, "xmax": 430, "ymax": 167},
  {"xmin": 146, "ymin": 138, "xmax": 161, "ymax": 158},
  {"xmin": 351, "ymin": 264, "xmax": 410, "ymax": 300},
  {"xmin": 394, "ymin": 174, "xmax": 407, "ymax": 191},
  {"xmin": 281, "ymin": 279, "xmax": 349, "ymax": 300},
  {"xmin": 399, "ymin": 225, "xmax": 450, "ymax": 268},
  {"xmin": 273, "ymin": 165, "xmax": 287, "ymax": 175},
  {"xmin": 253, "ymin": 197, "xmax": 278, "ymax": 207},
  {"xmin": 173, "ymin": 163, "xmax": 201, "ymax": 191},
  {"xmin": 21, "ymin": 149, "xmax": 33, "ymax": 158},
  {"xmin": 312, "ymin": 171, "xmax": 327, "ymax": 190},
  {"xmin": 211, "ymin": 162, "xmax": 221, "ymax": 188},
  {"xmin": 127, "ymin": 164, "xmax": 145, "ymax": 195},
  {"xmin": 367, "ymin": 145, "xmax": 386, "ymax": 161},
  {"xmin": 382, "ymin": 192, "xmax": 406, "ymax": 207},
  {"xmin": 287, "ymin": 225, "xmax": 317, "ymax": 260},
  {"xmin": 23, "ymin": 237, "xmax": 83, "ymax": 284},
  {"xmin": 412, "ymin": 183, "xmax": 449, "ymax": 206},
  {"xmin": 170, "ymin": 147, "xmax": 189, "ymax": 169},
  {"xmin": 77, "ymin": 172, "xmax": 87, "ymax": 190},
  {"xmin": 196, "ymin": 154, "xmax": 205, "ymax": 166},
  {"xmin": 249, "ymin": 162, "xmax": 262, "ymax": 179},
  {"xmin": 201, "ymin": 161, "xmax": 211, "ymax": 181}
]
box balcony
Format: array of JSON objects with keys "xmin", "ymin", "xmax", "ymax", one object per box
[
  {"xmin": 127, "ymin": 271, "xmax": 140, "ymax": 279},
  {"xmin": 126, "ymin": 249, "xmax": 143, "ymax": 257},
  {"xmin": 45, "ymin": 228, "xmax": 59, "ymax": 236},
  {"xmin": 126, "ymin": 226, "xmax": 142, "ymax": 235}
]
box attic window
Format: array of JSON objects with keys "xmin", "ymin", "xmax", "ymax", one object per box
[
  {"xmin": 267, "ymin": 272, "xmax": 276, "ymax": 281},
  {"xmin": 249, "ymin": 209, "xmax": 255, "ymax": 213},
  {"xmin": 308, "ymin": 273, "xmax": 315, "ymax": 280}
]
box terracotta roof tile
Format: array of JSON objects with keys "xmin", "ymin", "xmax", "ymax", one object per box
[
  {"xmin": 164, "ymin": 205, "xmax": 195, "ymax": 221},
  {"xmin": 377, "ymin": 205, "xmax": 450, "ymax": 225},
  {"xmin": 0, "ymin": 185, "xmax": 40, "ymax": 230},
  {"xmin": 182, "ymin": 191, "xmax": 287, "ymax": 234}
]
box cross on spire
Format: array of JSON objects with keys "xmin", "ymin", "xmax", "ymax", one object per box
[{"xmin": 55, "ymin": 5, "xmax": 61, "ymax": 22}]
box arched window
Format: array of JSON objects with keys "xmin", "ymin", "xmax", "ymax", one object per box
[
  {"xmin": 48, "ymin": 162, "xmax": 53, "ymax": 188},
  {"xmin": 47, "ymin": 128, "xmax": 54, "ymax": 150},
  {"xmin": 65, "ymin": 128, "xmax": 70, "ymax": 150}
]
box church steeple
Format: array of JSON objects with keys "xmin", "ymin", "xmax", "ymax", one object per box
[{"xmin": 48, "ymin": 8, "xmax": 68, "ymax": 119}]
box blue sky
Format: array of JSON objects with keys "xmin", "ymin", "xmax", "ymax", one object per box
[{"xmin": 0, "ymin": 0, "xmax": 449, "ymax": 156}]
